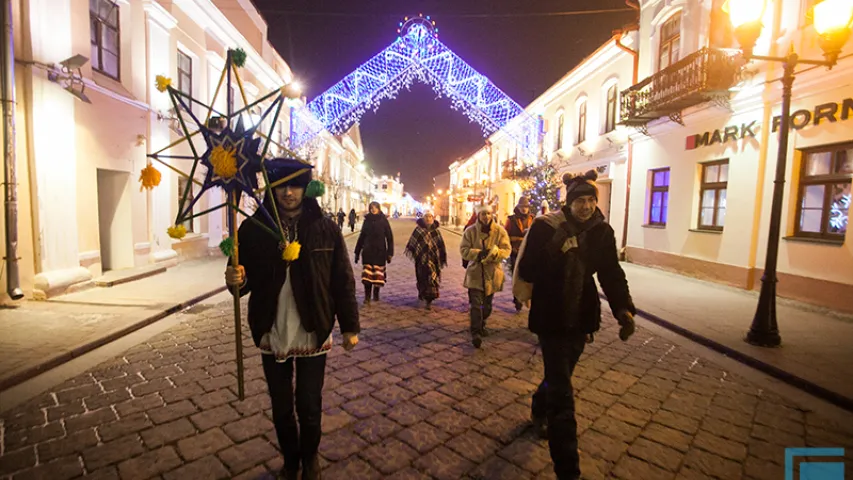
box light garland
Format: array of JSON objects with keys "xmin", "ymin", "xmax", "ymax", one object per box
[
  {"xmin": 829, "ymin": 192, "xmax": 850, "ymax": 232},
  {"xmin": 290, "ymin": 18, "xmax": 540, "ymax": 155}
]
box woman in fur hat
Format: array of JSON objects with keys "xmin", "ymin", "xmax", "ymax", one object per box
[
  {"xmin": 404, "ymin": 211, "xmax": 448, "ymax": 310},
  {"xmin": 354, "ymin": 202, "xmax": 394, "ymax": 304}
]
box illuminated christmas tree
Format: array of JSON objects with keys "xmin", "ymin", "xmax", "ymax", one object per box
[{"xmin": 517, "ymin": 160, "xmax": 561, "ymax": 213}]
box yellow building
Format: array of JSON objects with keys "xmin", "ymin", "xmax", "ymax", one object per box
[{"xmin": 621, "ymin": 0, "xmax": 853, "ymax": 313}]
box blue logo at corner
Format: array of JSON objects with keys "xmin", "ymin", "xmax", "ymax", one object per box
[{"xmin": 785, "ymin": 448, "xmax": 845, "ymax": 480}]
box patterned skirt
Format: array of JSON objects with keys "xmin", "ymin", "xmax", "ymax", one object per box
[{"xmin": 362, "ymin": 264, "xmax": 387, "ymax": 286}]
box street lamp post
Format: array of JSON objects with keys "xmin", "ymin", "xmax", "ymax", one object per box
[{"xmin": 725, "ymin": 0, "xmax": 853, "ymax": 347}]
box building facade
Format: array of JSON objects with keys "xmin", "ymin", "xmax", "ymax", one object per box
[
  {"xmin": 1, "ymin": 0, "xmax": 373, "ymax": 302},
  {"xmin": 619, "ymin": 0, "xmax": 852, "ymax": 312},
  {"xmin": 314, "ymin": 124, "xmax": 373, "ymax": 215}
]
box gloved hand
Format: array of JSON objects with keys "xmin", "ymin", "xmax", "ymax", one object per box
[
  {"xmin": 354, "ymin": 254, "xmax": 359, "ymax": 264},
  {"xmin": 616, "ymin": 310, "xmax": 635, "ymax": 342},
  {"xmin": 343, "ymin": 333, "xmax": 359, "ymax": 351},
  {"xmin": 387, "ymin": 256, "xmax": 393, "ymax": 264},
  {"xmin": 476, "ymin": 249, "xmax": 488, "ymax": 262}
]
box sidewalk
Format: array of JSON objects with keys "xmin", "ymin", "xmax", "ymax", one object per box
[
  {"xmin": 0, "ymin": 226, "xmax": 362, "ymax": 392},
  {"xmin": 620, "ymin": 263, "xmax": 853, "ymax": 410},
  {"xmin": 442, "ymin": 227, "xmax": 853, "ymax": 409},
  {"xmin": 0, "ymin": 257, "xmax": 228, "ymax": 391}
]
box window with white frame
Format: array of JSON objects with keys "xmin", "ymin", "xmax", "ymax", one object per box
[
  {"xmin": 555, "ymin": 111, "xmax": 565, "ymax": 151},
  {"xmin": 576, "ymin": 99, "xmax": 587, "ymax": 144},
  {"xmin": 90, "ymin": 0, "xmax": 120, "ymax": 79},
  {"xmin": 604, "ymin": 83, "xmax": 618, "ymax": 133},
  {"xmin": 658, "ymin": 12, "xmax": 681, "ymax": 71},
  {"xmin": 177, "ymin": 51, "xmax": 192, "ymax": 105}
]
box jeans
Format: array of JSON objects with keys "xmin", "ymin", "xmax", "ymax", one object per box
[
  {"xmin": 534, "ymin": 334, "xmax": 587, "ymax": 479},
  {"xmin": 468, "ymin": 289, "xmax": 493, "ymax": 335},
  {"xmin": 262, "ymin": 353, "xmax": 327, "ymax": 472}
]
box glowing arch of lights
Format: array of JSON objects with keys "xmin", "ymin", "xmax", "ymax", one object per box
[{"xmin": 290, "ymin": 14, "xmax": 542, "ymax": 155}]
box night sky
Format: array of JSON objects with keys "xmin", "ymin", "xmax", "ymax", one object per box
[{"xmin": 251, "ymin": 1, "xmax": 636, "ymax": 197}]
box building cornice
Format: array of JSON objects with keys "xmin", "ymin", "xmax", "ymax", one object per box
[
  {"xmin": 172, "ymin": 0, "xmax": 286, "ymax": 89},
  {"xmin": 143, "ymin": 0, "xmax": 178, "ymax": 31}
]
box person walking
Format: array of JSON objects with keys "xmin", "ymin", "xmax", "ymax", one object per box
[
  {"xmin": 504, "ymin": 196, "xmax": 535, "ymax": 312},
  {"xmin": 336, "ymin": 209, "xmax": 346, "ymax": 230},
  {"xmin": 354, "ymin": 201, "xmax": 394, "ymax": 304},
  {"xmin": 404, "ymin": 211, "xmax": 447, "ymax": 310},
  {"xmin": 348, "ymin": 208, "xmax": 357, "ymax": 233},
  {"xmin": 460, "ymin": 204, "xmax": 511, "ymax": 348},
  {"xmin": 224, "ymin": 158, "xmax": 360, "ymax": 480},
  {"xmin": 514, "ymin": 170, "xmax": 635, "ymax": 480}
]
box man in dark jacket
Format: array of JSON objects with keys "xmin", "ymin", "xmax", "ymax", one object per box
[
  {"xmin": 225, "ymin": 158, "xmax": 359, "ymax": 480},
  {"xmin": 504, "ymin": 196, "xmax": 534, "ymax": 312},
  {"xmin": 516, "ymin": 170, "xmax": 635, "ymax": 480}
]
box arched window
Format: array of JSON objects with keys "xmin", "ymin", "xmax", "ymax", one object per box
[
  {"xmin": 554, "ymin": 110, "xmax": 565, "ymax": 151},
  {"xmin": 576, "ymin": 99, "xmax": 587, "ymax": 144},
  {"xmin": 604, "ymin": 83, "xmax": 619, "ymax": 133},
  {"xmin": 659, "ymin": 13, "xmax": 681, "ymax": 71}
]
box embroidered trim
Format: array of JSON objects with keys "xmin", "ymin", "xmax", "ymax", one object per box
[{"xmin": 259, "ymin": 340, "xmax": 332, "ymax": 362}]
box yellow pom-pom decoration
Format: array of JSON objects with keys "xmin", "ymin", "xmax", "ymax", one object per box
[
  {"xmin": 167, "ymin": 225, "xmax": 187, "ymax": 240},
  {"xmin": 282, "ymin": 241, "xmax": 301, "ymax": 261},
  {"xmin": 155, "ymin": 75, "xmax": 172, "ymax": 93},
  {"xmin": 209, "ymin": 145, "xmax": 238, "ymax": 179},
  {"xmin": 138, "ymin": 164, "xmax": 162, "ymax": 191}
]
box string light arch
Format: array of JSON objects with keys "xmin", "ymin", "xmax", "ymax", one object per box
[{"xmin": 289, "ymin": 14, "xmax": 542, "ymax": 156}]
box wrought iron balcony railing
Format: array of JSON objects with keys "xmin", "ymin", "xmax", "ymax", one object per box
[{"xmin": 620, "ymin": 48, "xmax": 740, "ymax": 126}]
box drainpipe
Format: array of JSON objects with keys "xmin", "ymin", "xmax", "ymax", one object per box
[
  {"xmin": 1, "ymin": 0, "xmax": 23, "ymax": 300},
  {"xmin": 614, "ymin": 26, "xmax": 639, "ymax": 262}
]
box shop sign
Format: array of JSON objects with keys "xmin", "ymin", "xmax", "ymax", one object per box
[
  {"xmin": 467, "ymin": 194, "xmax": 483, "ymax": 202},
  {"xmin": 685, "ymin": 97, "xmax": 853, "ymax": 150},
  {"xmin": 685, "ymin": 121, "xmax": 757, "ymax": 150}
]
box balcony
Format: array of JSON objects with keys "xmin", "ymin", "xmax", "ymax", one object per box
[{"xmin": 620, "ymin": 48, "xmax": 740, "ymax": 127}]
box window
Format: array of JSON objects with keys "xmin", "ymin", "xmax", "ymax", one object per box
[
  {"xmin": 555, "ymin": 112, "xmax": 565, "ymax": 151},
  {"xmin": 658, "ymin": 13, "xmax": 681, "ymax": 71},
  {"xmin": 604, "ymin": 83, "xmax": 618, "ymax": 133},
  {"xmin": 698, "ymin": 160, "xmax": 729, "ymax": 230},
  {"xmin": 177, "ymin": 51, "xmax": 192, "ymax": 98},
  {"xmin": 796, "ymin": 144, "xmax": 852, "ymax": 239},
  {"xmin": 90, "ymin": 0, "xmax": 120, "ymax": 79},
  {"xmin": 649, "ymin": 168, "xmax": 670, "ymax": 225},
  {"xmin": 576, "ymin": 101, "xmax": 587, "ymax": 144},
  {"xmin": 178, "ymin": 177, "xmax": 195, "ymax": 233}
]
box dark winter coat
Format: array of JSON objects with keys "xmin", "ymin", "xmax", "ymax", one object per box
[
  {"xmin": 355, "ymin": 212, "xmax": 394, "ymax": 265},
  {"xmin": 348, "ymin": 210, "xmax": 357, "ymax": 226},
  {"xmin": 517, "ymin": 207, "xmax": 634, "ymax": 336},
  {"xmin": 504, "ymin": 208, "xmax": 535, "ymax": 254},
  {"xmin": 232, "ymin": 197, "xmax": 360, "ymax": 348}
]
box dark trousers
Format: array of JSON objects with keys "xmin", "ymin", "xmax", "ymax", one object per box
[
  {"xmin": 262, "ymin": 354, "xmax": 327, "ymax": 471},
  {"xmin": 468, "ymin": 289, "xmax": 493, "ymax": 334},
  {"xmin": 532, "ymin": 334, "xmax": 587, "ymax": 479}
]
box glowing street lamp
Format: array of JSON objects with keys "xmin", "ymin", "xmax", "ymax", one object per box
[{"xmin": 725, "ymin": 0, "xmax": 853, "ymax": 347}]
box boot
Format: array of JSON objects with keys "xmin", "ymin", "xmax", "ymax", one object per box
[
  {"xmin": 472, "ymin": 333, "xmax": 482, "ymax": 349},
  {"xmin": 372, "ymin": 287, "xmax": 380, "ymax": 302},
  {"xmin": 531, "ymin": 415, "xmax": 548, "ymax": 439},
  {"xmin": 425, "ymin": 300, "xmax": 432, "ymax": 311},
  {"xmin": 363, "ymin": 284, "xmax": 372, "ymax": 305},
  {"xmin": 302, "ymin": 455, "xmax": 321, "ymax": 480}
]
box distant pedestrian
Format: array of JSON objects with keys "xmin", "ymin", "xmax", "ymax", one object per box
[
  {"xmin": 404, "ymin": 211, "xmax": 447, "ymax": 310},
  {"xmin": 224, "ymin": 158, "xmax": 359, "ymax": 480},
  {"xmin": 354, "ymin": 201, "xmax": 394, "ymax": 304},
  {"xmin": 514, "ymin": 170, "xmax": 635, "ymax": 480},
  {"xmin": 336, "ymin": 209, "xmax": 346, "ymax": 230},
  {"xmin": 348, "ymin": 208, "xmax": 357, "ymax": 232},
  {"xmin": 460, "ymin": 204, "xmax": 511, "ymax": 348},
  {"xmin": 504, "ymin": 196, "xmax": 535, "ymax": 312}
]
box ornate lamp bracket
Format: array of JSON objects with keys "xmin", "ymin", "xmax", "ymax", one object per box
[{"xmin": 668, "ymin": 111, "xmax": 684, "ymax": 126}]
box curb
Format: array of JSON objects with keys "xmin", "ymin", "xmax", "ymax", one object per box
[
  {"xmin": 0, "ymin": 286, "xmax": 228, "ymax": 392},
  {"xmin": 440, "ymin": 227, "xmax": 463, "ymax": 237},
  {"xmin": 614, "ymin": 296, "xmax": 853, "ymax": 413}
]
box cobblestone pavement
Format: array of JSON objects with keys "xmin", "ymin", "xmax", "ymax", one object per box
[{"xmin": 2, "ymin": 219, "xmax": 852, "ymax": 479}]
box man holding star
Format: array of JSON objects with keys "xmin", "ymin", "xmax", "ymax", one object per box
[{"xmin": 225, "ymin": 158, "xmax": 359, "ymax": 480}]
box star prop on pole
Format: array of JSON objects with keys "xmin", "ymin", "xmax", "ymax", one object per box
[{"xmin": 142, "ymin": 48, "xmax": 307, "ymax": 400}]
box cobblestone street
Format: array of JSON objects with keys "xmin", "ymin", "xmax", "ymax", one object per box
[{"xmin": 2, "ymin": 219, "xmax": 852, "ymax": 480}]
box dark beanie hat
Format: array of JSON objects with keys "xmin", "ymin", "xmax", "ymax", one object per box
[
  {"xmin": 266, "ymin": 157, "xmax": 313, "ymax": 188},
  {"xmin": 562, "ymin": 170, "xmax": 599, "ymax": 205}
]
